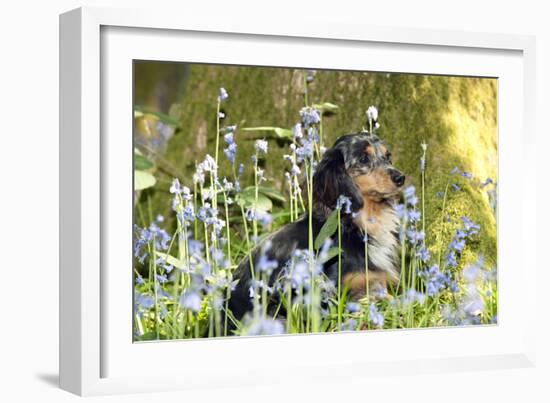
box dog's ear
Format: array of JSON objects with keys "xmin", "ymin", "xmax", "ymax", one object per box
[{"xmin": 312, "ymin": 147, "xmax": 363, "ymax": 216}]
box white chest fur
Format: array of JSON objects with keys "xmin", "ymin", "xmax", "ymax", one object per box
[{"xmin": 353, "ymin": 203, "xmax": 400, "ymax": 280}]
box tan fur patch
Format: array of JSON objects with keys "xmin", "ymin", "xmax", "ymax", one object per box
[
  {"xmin": 353, "ymin": 170, "xmax": 396, "ymax": 200},
  {"xmin": 351, "ymin": 172, "xmax": 400, "ymax": 280},
  {"xmin": 379, "ymin": 144, "xmax": 387, "ymax": 155},
  {"xmin": 365, "ymin": 145, "xmax": 375, "ymax": 155},
  {"xmin": 342, "ymin": 271, "xmax": 388, "ymax": 300}
]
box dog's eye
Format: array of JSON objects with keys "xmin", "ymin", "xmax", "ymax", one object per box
[{"xmin": 360, "ymin": 155, "xmax": 370, "ymax": 164}]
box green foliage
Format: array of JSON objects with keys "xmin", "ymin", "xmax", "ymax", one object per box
[
  {"xmin": 314, "ymin": 209, "xmax": 339, "ymax": 250},
  {"xmin": 134, "ymin": 170, "xmax": 156, "ymax": 191}
]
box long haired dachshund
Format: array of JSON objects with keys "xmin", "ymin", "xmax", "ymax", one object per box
[{"xmin": 229, "ymin": 132, "xmax": 405, "ymax": 320}]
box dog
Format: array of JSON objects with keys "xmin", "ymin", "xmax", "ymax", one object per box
[{"xmin": 228, "ymin": 132, "xmax": 405, "ymax": 320}]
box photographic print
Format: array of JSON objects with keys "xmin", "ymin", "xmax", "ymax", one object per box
[{"xmin": 133, "ymin": 62, "xmax": 497, "ymax": 341}]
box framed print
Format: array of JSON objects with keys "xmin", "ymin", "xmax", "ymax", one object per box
[{"xmin": 59, "ymin": 7, "xmax": 537, "ymax": 396}]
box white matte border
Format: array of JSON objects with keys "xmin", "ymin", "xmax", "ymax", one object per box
[
  {"xmin": 103, "ymin": 26, "xmax": 524, "ymax": 375},
  {"xmin": 60, "ymin": 6, "xmax": 537, "ymax": 396}
]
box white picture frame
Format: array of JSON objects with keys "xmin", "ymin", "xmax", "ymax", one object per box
[{"xmin": 59, "ymin": 6, "xmax": 537, "ymax": 396}]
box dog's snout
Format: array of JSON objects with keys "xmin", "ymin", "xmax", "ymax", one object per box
[{"xmin": 389, "ymin": 169, "xmax": 405, "ymax": 187}]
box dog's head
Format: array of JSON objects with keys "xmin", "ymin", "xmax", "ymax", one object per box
[{"xmin": 313, "ymin": 132, "xmax": 405, "ymax": 217}]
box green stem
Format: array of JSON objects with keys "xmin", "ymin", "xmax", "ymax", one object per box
[
  {"xmin": 215, "ymin": 98, "xmax": 221, "ymax": 166},
  {"xmin": 223, "ymin": 191, "xmax": 232, "ymax": 264},
  {"xmin": 437, "ymin": 178, "xmax": 451, "ymax": 268},
  {"xmin": 239, "ymin": 203, "xmax": 255, "ymax": 281},
  {"xmin": 151, "ymin": 245, "xmax": 160, "ymax": 339}
]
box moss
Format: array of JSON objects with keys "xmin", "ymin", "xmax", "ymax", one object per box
[{"xmin": 135, "ymin": 63, "xmax": 497, "ymax": 269}]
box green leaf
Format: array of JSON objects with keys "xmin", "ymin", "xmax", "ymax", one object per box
[
  {"xmin": 134, "ymin": 152, "xmax": 154, "ymax": 170},
  {"xmin": 312, "ymin": 102, "xmax": 339, "ymax": 115},
  {"xmin": 320, "ymin": 247, "xmax": 342, "ymax": 263},
  {"xmin": 242, "ymin": 126, "xmax": 293, "ymax": 140},
  {"xmin": 239, "ymin": 186, "xmax": 285, "ymax": 205},
  {"xmin": 134, "ymin": 105, "xmax": 181, "ymax": 128},
  {"xmin": 314, "ymin": 209, "xmax": 339, "ymax": 250},
  {"xmin": 236, "ymin": 188, "xmax": 273, "ymax": 212},
  {"xmin": 134, "ymin": 170, "xmax": 156, "ymax": 191},
  {"xmin": 257, "ymin": 186, "xmax": 286, "ymax": 203},
  {"xmin": 156, "ymin": 252, "xmax": 185, "ymax": 269}
]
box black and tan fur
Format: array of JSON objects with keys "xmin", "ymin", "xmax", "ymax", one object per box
[{"xmin": 228, "ymin": 132, "xmax": 405, "ymax": 320}]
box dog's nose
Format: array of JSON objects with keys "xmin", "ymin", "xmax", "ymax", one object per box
[{"xmin": 390, "ymin": 171, "xmax": 405, "ymax": 187}]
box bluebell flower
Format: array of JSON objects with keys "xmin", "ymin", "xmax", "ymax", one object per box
[
  {"xmin": 286, "ymin": 260, "xmax": 309, "ymax": 289},
  {"xmin": 179, "ymin": 290, "xmax": 202, "ymax": 313},
  {"xmin": 402, "ymin": 289, "xmax": 426, "ymax": 305},
  {"xmin": 366, "ymin": 105, "xmax": 378, "ymax": 125},
  {"xmin": 299, "ymin": 106, "xmax": 321, "ymax": 128},
  {"xmin": 340, "ymin": 318, "xmax": 358, "ymax": 331},
  {"xmin": 135, "ymin": 293, "xmax": 154, "ymax": 310},
  {"xmin": 224, "ymin": 142, "xmax": 237, "ymax": 164},
  {"xmin": 290, "ymin": 164, "xmax": 301, "ymax": 176},
  {"xmin": 256, "ymin": 168, "xmax": 266, "ymax": 184},
  {"xmin": 244, "ymin": 317, "xmax": 285, "ymax": 336},
  {"xmin": 368, "ymin": 303, "xmax": 384, "ymax": 328},
  {"xmin": 135, "ymin": 274, "xmax": 145, "ymax": 285},
  {"xmin": 451, "ymin": 183, "xmax": 460, "ymax": 191},
  {"xmin": 257, "ymin": 254, "xmax": 278, "ymax": 274},
  {"xmin": 419, "ymin": 264, "xmax": 450, "ymax": 296},
  {"xmin": 178, "ymin": 203, "xmax": 195, "ymax": 223},
  {"xmin": 395, "ymin": 203, "xmax": 406, "ymax": 220},
  {"xmin": 346, "ymin": 302, "xmax": 360, "ymax": 313},
  {"xmin": 256, "ymin": 210, "xmax": 272, "ymax": 227},
  {"xmin": 460, "ymin": 171, "xmax": 473, "ymax": 179},
  {"xmin": 449, "ymin": 238, "xmax": 465, "ymax": 252},
  {"xmin": 449, "ymin": 280, "xmax": 459, "ymax": 293},
  {"xmin": 461, "ymin": 216, "xmax": 480, "ymax": 235},
  {"xmin": 450, "ymin": 167, "xmax": 459, "ymax": 174},
  {"xmin": 336, "ymin": 195, "xmax": 352, "ymax": 214},
  {"xmin": 403, "ymin": 186, "xmax": 417, "ymax": 206},
  {"xmin": 481, "ymin": 178, "xmax": 494, "ymax": 188},
  {"xmin": 406, "ymin": 229, "xmax": 425, "ymax": 244},
  {"xmin": 444, "ymin": 252, "xmax": 457, "ymax": 268},
  {"xmin": 156, "ymin": 274, "xmax": 168, "ymax": 284},
  {"xmin": 198, "ymin": 154, "xmax": 217, "ymax": 175},
  {"xmin": 169, "ymin": 178, "xmax": 181, "ymax": 194},
  {"xmin": 409, "ymin": 210, "xmax": 421, "ymax": 222},
  {"xmin": 221, "ymin": 125, "xmax": 237, "ymax": 134},
  {"xmin": 218, "ymin": 87, "xmax": 228, "ymax": 102},
  {"xmin": 222, "ymin": 178, "xmax": 233, "ymax": 193},
  {"xmin": 295, "ymin": 139, "xmax": 315, "ymax": 162},
  {"xmin": 305, "ymin": 70, "xmax": 315, "ymax": 83},
  {"xmin": 292, "ymin": 123, "xmax": 303, "ymax": 139},
  {"xmin": 224, "ymin": 132, "xmax": 234, "ymax": 145},
  {"xmin": 255, "ymin": 139, "xmax": 268, "ymax": 154},
  {"xmin": 416, "ymin": 247, "xmax": 430, "ymax": 263},
  {"xmin": 462, "ymin": 258, "xmax": 483, "ymax": 283}
]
